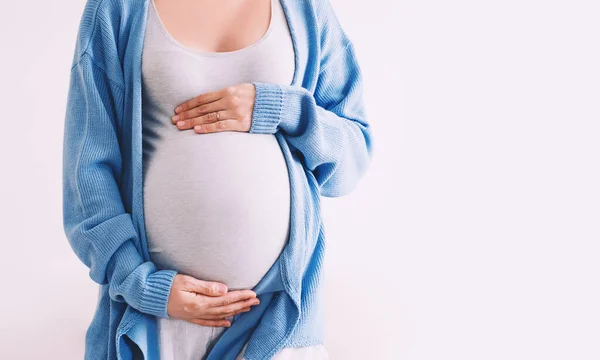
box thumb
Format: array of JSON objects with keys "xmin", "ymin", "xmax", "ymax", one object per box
[{"xmin": 188, "ymin": 277, "xmax": 228, "ymax": 296}]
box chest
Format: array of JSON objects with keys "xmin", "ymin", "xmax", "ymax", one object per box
[
  {"xmin": 151, "ymin": 0, "xmax": 273, "ymax": 53},
  {"xmin": 142, "ymin": 0, "xmax": 295, "ymax": 106}
]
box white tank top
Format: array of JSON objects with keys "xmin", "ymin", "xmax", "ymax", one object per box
[{"xmin": 141, "ymin": 0, "xmax": 294, "ymax": 291}]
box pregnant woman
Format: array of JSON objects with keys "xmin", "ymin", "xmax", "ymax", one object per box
[{"xmin": 62, "ymin": 0, "xmax": 373, "ymax": 359}]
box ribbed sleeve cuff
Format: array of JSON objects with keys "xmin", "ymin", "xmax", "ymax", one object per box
[
  {"xmin": 250, "ymin": 82, "xmax": 284, "ymax": 134},
  {"xmin": 139, "ymin": 269, "xmax": 178, "ymax": 318},
  {"xmin": 277, "ymin": 86, "xmax": 307, "ymax": 135}
]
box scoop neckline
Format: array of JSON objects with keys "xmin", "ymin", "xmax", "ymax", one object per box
[{"xmin": 149, "ymin": 0, "xmax": 275, "ymax": 57}]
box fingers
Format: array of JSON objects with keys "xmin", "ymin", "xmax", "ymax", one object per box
[
  {"xmin": 174, "ymin": 110, "xmax": 235, "ymax": 131},
  {"xmin": 198, "ymin": 306, "xmax": 253, "ymax": 320},
  {"xmin": 187, "ymin": 318, "xmax": 232, "ymax": 327},
  {"xmin": 179, "ymin": 275, "xmax": 228, "ymax": 297},
  {"xmin": 174, "ymin": 90, "xmax": 225, "ymax": 115},
  {"xmin": 203, "ymin": 289, "xmax": 258, "ymax": 308},
  {"xmin": 203, "ymin": 297, "xmax": 260, "ymax": 317},
  {"xmin": 194, "ymin": 119, "xmax": 244, "ymax": 134},
  {"xmin": 172, "ymin": 97, "xmax": 227, "ymax": 124},
  {"xmin": 171, "ymin": 84, "xmax": 254, "ymax": 134}
]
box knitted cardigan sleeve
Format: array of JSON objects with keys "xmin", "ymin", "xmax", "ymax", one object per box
[
  {"xmin": 249, "ymin": 0, "xmax": 374, "ymax": 197},
  {"xmin": 62, "ymin": 53, "xmax": 177, "ymax": 318}
]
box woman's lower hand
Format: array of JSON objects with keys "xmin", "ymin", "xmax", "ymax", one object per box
[
  {"xmin": 166, "ymin": 274, "xmax": 260, "ymax": 327},
  {"xmin": 171, "ymin": 83, "xmax": 256, "ymax": 134}
]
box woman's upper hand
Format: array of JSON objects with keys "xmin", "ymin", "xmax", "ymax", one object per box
[
  {"xmin": 167, "ymin": 273, "xmax": 260, "ymax": 327},
  {"xmin": 171, "ymin": 83, "xmax": 256, "ymax": 134}
]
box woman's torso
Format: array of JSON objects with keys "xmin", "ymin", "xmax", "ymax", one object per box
[{"xmin": 141, "ymin": 0, "xmax": 295, "ymax": 291}]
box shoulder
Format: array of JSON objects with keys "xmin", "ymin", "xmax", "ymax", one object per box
[
  {"xmin": 71, "ymin": 0, "xmax": 145, "ymax": 68},
  {"xmin": 308, "ymin": 0, "xmax": 349, "ymax": 40},
  {"xmin": 304, "ymin": 0, "xmax": 352, "ymax": 70},
  {"xmin": 285, "ymin": 0, "xmax": 349, "ymax": 44}
]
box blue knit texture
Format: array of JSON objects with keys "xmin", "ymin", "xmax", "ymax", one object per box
[{"xmin": 62, "ymin": 0, "xmax": 374, "ymax": 359}]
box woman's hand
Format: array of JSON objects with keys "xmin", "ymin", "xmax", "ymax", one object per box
[
  {"xmin": 167, "ymin": 274, "xmax": 260, "ymax": 327},
  {"xmin": 171, "ymin": 83, "xmax": 256, "ymax": 134}
]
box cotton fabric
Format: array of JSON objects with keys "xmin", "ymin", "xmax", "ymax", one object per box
[
  {"xmin": 141, "ymin": 0, "xmax": 319, "ymax": 358},
  {"xmin": 142, "ymin": 0, "xmax": 294, "ymax": 292}
]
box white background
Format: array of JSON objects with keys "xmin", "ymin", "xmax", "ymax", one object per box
[{"xmin": 1, "ymin": 0, "xmax": 599, "ymax": 359}]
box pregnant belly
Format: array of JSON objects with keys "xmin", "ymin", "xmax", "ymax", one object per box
[{"xmin": 142, "ymin": 131, "xmax": 291, "ymax": 290}]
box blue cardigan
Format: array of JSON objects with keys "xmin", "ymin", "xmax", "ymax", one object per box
[{"xmin": 62, "ymin": 0, "xmax": 374, "ymax": 359}]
